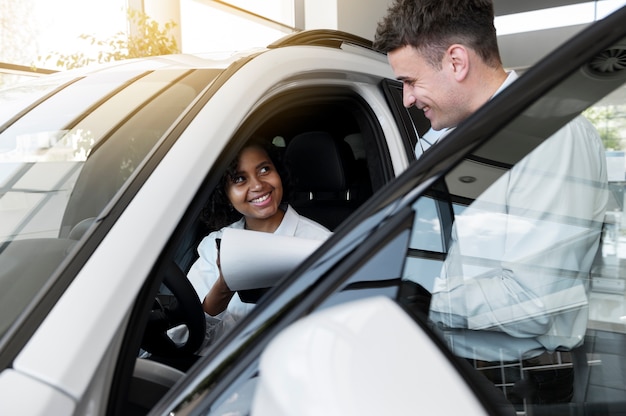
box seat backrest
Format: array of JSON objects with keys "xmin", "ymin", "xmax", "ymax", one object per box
[{"xmin": 285, "ymin": 131, "xmax": 368, "ymax": 230}]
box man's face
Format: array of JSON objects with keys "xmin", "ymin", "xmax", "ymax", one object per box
[{"xmin": 388, "ymin": 45, "xmax": 464, "ymax": 131}]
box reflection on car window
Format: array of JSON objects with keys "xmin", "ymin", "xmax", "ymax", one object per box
[
  {"xmin": 0, "ymin": 69, "xmax": 218, "ymax": 340},
  {"xmin": 403, "ymin": 195, "xmax": 446, "ymax": 292},
  {"xmin": 396, "ymin": 65, "xmax": 626, "ymax": 413},
  {"xmin": 433, "ymin": 116, "xmax": 607, "ymax": 409}
]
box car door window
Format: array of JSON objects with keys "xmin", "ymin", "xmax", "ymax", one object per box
[
  {"xmin": 381, "ymin": 78, "xmax": 431, "ymax": 161},
  {"xmin": 402, "ymin": 194, "xmax": 448, "ymax": 292},
  {"xmin": 396, "ymin": 72, "xmax": 625, "ymax": 416}
]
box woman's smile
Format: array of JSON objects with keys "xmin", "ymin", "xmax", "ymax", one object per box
[{"xmin": 249, "ymin": 192, "xmax": 272, "ymax": 205}]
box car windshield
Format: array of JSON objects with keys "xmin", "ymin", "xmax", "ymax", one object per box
[{"xmin": 0, "ymin": 67, "xmax": 220, "ymax": 339}]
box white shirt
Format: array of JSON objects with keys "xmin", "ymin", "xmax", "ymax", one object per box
[
  {"xmin": 415, "ymin": 127, "xmax": 445, "ymax": 157},
  {"xmin": 428, "ymin": 81, "xmax": 608, "ymax": 361},
  {"xmin": 185, "ymin": 205, "xmax": 331, "ymax": 349},
  {"xmin": 167, "ymin": 205, "xmax": 332, "ymax": 355}
]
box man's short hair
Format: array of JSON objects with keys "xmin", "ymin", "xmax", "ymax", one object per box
[{"xmin": 373, "ymin": 0, "xmax": 501, "ymax": 69}]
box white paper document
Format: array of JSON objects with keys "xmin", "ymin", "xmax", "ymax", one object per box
[{"xmin": 219, "ymin": 228, "xmax": 323, "ymax": 291}]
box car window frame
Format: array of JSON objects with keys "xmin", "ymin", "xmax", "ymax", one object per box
[{"xmin": 380, "ymin": 78, "xmax": 431, "ymax": 163}]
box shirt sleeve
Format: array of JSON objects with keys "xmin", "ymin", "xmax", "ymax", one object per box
[{"xmin": 187, "ymin": 230, "xmax": 222, "ymax": 300}]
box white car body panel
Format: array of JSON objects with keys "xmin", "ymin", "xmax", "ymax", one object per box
[
  {"xmin": 0, "ymin": 369, "xmax": 75, "ymax": 414},
  {"xmin": 253, "ymin": 296, "xmax": 486, "ymax": 416}
]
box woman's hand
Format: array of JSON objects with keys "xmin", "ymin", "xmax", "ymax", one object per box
[{"xmin": 202, "ymin": 245, "xmax": 235, "ymax": 316}]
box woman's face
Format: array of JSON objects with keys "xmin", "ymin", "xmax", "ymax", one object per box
[{"xmin": 225, "ymin": 145, "xmax": 284, "ymax": 231}]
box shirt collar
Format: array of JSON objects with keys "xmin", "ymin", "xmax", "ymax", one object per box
[
  {"xmin": 274, "ymin": 204, "xmax": 298, "ymax": 236},
  {"xmin": 491, "ymin": 70, "xmax": 518, "ymax": 99},
  {"xmin": 432, "ymin": 70, "xmax": 519, "ymax": 143}
]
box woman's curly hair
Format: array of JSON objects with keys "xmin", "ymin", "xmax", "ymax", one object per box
[{"xmin": 201, "ymin": 137, "xmax": 292, "ymax": 232}]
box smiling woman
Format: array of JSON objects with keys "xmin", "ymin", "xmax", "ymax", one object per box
[{"xmin": 183, "ymin": 138, "xmax": 332, "ymax": 351}]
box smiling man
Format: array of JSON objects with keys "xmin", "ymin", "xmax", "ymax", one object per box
[
  {"xmin": 373, "ymin": 0, "xmax": 608, "ymax": 407},
  {"xmin": 373, "ymin": 0, "xmax": 511, "ymax": 156}
]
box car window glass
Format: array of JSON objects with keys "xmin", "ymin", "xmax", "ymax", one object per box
[
  {"xmin": 397, "ymin": 49, "xmax": 626, "ymax": 413},
  {"xmin": 319, "ymin": 226, "xmax": 411, "ymax": 310},
  {"xmin": 402, "ymin": 195, "xmax": 446, "ymax": 292},
  {"xmin": 156, "ymin": 36, "xmax": 626, "ymax": 416},
  {"xmin": 0, "ymin": 74, "xmax": 74, "ymax": 126},
  {"xmin": 0, "ymin": 68, "xmax": 218, "ymax": 340},
  {"xmin": 381, "ymin": 79, "xmax": 430, "ymax": 160}
]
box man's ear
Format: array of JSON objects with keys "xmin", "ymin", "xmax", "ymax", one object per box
[{"xmin": 446, "ymin": 44, "xmax": 470, "ymax": 82}]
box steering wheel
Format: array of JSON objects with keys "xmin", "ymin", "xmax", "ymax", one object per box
[{"xmin": 141, "ymin": 262, "xmax": 206, "ymax": 357}]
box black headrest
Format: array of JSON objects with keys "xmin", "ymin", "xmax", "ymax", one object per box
[{"xmin": 285, "ymin": 131, "xmax": 349, "ymax": 192}]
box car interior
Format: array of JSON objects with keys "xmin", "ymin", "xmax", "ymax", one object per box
[{"xmin": 112, "ymin": 84, "xmax": 403, "ymax": 415}]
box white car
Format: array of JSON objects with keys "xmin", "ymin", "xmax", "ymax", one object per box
[
  {"xmin": 1, "ymin": 5, "xmax": 626, "ymax": 415},
  {"xmin": 0, "ymin": 30, "xmax": 420, "ymax": 415}
]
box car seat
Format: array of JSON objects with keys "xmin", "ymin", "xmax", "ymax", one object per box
[{"xmin": 284, "ymin": 130, "xmax": 371, "ymax": 230}]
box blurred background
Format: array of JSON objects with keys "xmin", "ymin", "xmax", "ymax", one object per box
[{"xmin": 1, "ymin": 0, "xmax": 625, "ymax": 87}]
